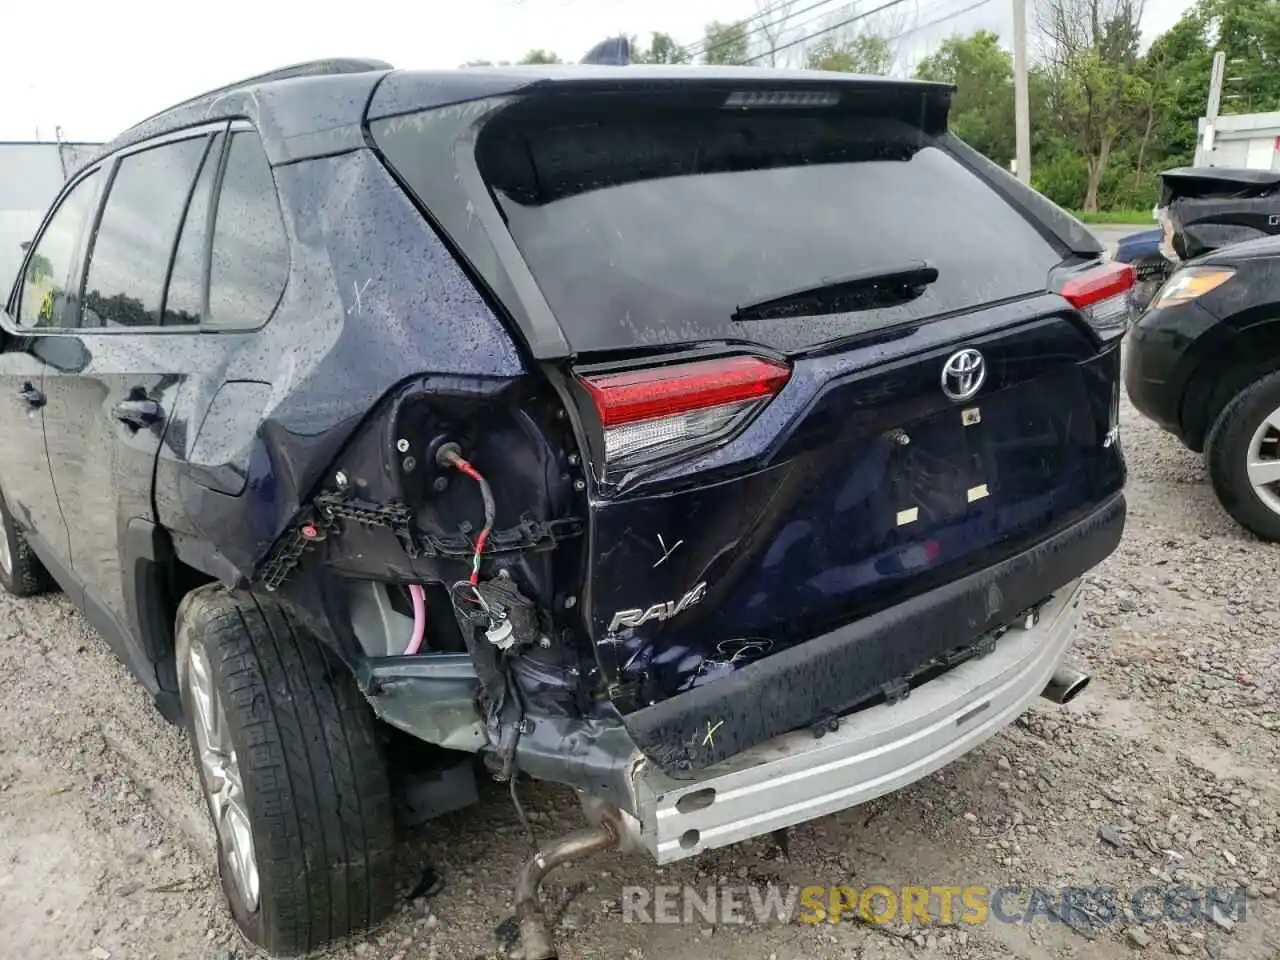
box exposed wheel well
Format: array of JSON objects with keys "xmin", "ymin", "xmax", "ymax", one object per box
[
  {"xmin": 1179, "ymin": 321, "xmax": 1280, "ymax": 452},
  {"xmin": 126, "ymin": 521, "xmax": 218, "ymax": 724}
]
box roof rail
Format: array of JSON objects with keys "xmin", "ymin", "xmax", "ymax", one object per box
[{"xmin": 144, "ymin": 58, "xmax": 394, "ymax": 122}]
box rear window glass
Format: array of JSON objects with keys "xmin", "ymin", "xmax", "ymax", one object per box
[{"xmin": 473, "ymin": 106, "xmax": 1064, "ymax": 355}]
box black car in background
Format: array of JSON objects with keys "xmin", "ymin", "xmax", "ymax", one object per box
[{"xmin": 1126, "ymin": 233, "xmax": 1280, "ymax": 540}]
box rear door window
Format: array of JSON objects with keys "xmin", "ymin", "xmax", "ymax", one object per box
[
  {"xmin": 82, "ymin": 136, "xmax": 209, "ymax": 328},
  {"xmin": 473, "ymin": 107, "xmax": 1065, "ymax": 354},
  {"xmin": 164, "ymin": 132, "xmax": 225, "ymax": 326}
]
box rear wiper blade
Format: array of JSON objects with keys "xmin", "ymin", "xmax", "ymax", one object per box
[{"xmin": 732, "ymin": 260, "xmax": 939, "ymax": 322}]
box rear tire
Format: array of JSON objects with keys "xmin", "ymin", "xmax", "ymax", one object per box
[
  {"xmin": 1205, "ymin": 370, "xmax": 1280, "ymax": 542},
  {"xmin": 176, "ymin": 587, "xmax": 397, "ymax": 956},
  {"xmin": 0, "ymin": 489, "xmax": 54, "ymax": 597}
]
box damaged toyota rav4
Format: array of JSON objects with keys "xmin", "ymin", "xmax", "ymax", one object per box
[{"xmin": 0, "ymin": 58, "xmax": 1128, "ymax": 958}]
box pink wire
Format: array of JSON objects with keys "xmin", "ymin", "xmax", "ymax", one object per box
[{"xmin": 404, "ymin": 584, "xmax": 427, "ymax": 655}]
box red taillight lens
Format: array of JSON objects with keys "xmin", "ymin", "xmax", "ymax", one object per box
[
  {"xmin": 1060, "ymin": 262, "xmax": 1137, "ymax": 341},
  {"xmin": 579, "ymin": 355, "xmax": 791, "ymax": 478},
  {"xmin": 1060, "ymin": 262, "xmax": 1136, "ymax": 308},
  {"xmin": 582, "ymin": 355, "xmax": 791, "ymax": 426}
]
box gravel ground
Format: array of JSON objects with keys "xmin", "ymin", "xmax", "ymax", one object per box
[{"xmin": 2, "ymin": 387, "xmax": 1278, "ymax": 960}]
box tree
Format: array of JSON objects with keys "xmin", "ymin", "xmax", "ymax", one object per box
[
  {"xmin": 755, "ymin": 0, "xmax": 799, "ymax": 66},
  {"xmin": 806, "ymin": 34, "xmax": 894, "ymax": 74},
  {"xmin": 701, "ymin": 20, "xmax": 750, "ymax": 65},
  {"xmin": 1206, "ymin": 0, "xmax": 1280, "ymax": 112},
  {"xmin": 519, "ymin": 49, "xmax": 562, "ymax": 65},
  {"xmin": 634, "ymin": 32, "xmax": 691, "ymax": 64},
  {"xmin": 916, "ymin": 31, "xmax": 1016, "ymax": 166},
  {"xmin": 1035, "ymin": 0, "xmax": 1150, "ymax": 210}
]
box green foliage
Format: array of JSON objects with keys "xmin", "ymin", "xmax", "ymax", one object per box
[
  {"xmin": 1208, "ymin": 0, "xmax": 1280, "ymax": 112},
  {"xmin": 701, "ymin": 20, "xmax": 750, "ymax": 65},
  {"xmin": 518, "ymin": 49, "xmax": 562, "ymax": 65},
  {"xmin": 27, "ymin": 252, "xmax": 53, "ymax": 285},
  {"xmin": 635, "ymin": 32, "xmax": 691, "ymax": 64},
  {"xmin": 915, "ymin": 31, "xmax": 1015, "ymax": 166},
  {"xmin": 805, "ymin": 34, "xmax": 893, "ymax": 74},
  {"xmin": 1030, "ymin": 153, "xmax": 1087, "ymax": 208},
  {"xmin": 1068, "ymin": 208, "xmax": 1157, "ymax": 223}
]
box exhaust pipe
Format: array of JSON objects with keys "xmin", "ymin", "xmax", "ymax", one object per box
[
  {"xmin": 515, "ymin": 822, "xmax": 619, "ymax": 960},
  {"xmin": 1041, "ymin": 665, "xmax": 1091, "ymax": 704}
]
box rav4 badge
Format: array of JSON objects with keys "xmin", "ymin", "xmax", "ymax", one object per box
[{"xmin": 607, "ymin": 582, "xmax": 708, "ymax": 634}]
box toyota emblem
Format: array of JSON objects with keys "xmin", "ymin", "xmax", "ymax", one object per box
[{"xmin": 941, "ymin": 349, "xmax": 986, "ymax": 402}]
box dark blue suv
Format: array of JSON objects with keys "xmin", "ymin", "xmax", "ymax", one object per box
[{"xmin": 0, "ymin": 59, "xmax": 1128, "ymax": 958}]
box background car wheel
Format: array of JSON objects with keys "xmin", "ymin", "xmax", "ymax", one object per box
[
  {"xmin": 176, "ymin": 587, "xmax": 397, "ymax": 956},
  {"xmin": 1205, "ymin": 370, "xmax": 1280, "ymax": 541},
  {"xmin": 0, "ymin": 490, "xmax": 54, "ymax": 597}
]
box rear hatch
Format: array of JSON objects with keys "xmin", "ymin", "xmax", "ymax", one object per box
[
  {"xmin": 368, "ymin": 71, "xmax": 1126, "ymax": 743},
  {"xmin": 1160, "ymin": 166, "xmax": 1280, "ymax": 260}
]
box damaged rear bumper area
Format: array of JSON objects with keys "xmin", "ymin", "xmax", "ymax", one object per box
[
  {"xmin": 626, "ymin": 574, "xmax": 1087, "ymax": 863},
  {"xmin": 624, "ymin": 493, "xmax": 1126, "ymax": 774}
]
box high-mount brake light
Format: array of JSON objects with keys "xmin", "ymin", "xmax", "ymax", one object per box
[
  {"xmin": 1060, "ymin": 262, "xmax": 1137, "ymax": 341},
  {"xmin": 579, "ymin": 355, "xmax": 791, "ymax": 478},
  {"xmin": 723, "ymin": 89, "xmax": 840, "ymax": 109}
]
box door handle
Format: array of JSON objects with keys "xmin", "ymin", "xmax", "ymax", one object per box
[
  {"xmin": 113, "ymin": 398, "xmax": 164, "ymax": 429},
  {"xmin": 17, "ymin": 382, "xmax": 45, "ymax": 408}
]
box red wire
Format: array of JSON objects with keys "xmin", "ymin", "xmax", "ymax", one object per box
[
  {"xmin": 471, "ymin": 530, "xmax": 489, "ymax": 585},
  {"xmin": 451, "ymin": 456, "xmax": 493, "ymax": 586}
]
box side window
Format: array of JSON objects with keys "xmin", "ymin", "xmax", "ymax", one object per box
[
  {"xmin": 15, "ymin": 170, "xmax": 101, "ymax": 328},
  {"xmin": 207, "ymin": 131, "xmax": 289, "ymax": 328},
  {"xmin": 82, "ymin": 137, "xmax": 208, "ymax": 328},
  {"xmin": 163, "ymin": 132, "xmax": 224, "ymax": 325}
]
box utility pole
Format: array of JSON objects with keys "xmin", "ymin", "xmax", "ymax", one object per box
[
  {"xmin": 1012, "ymin": 0, "xmax": 1032, "ymax": 184},
  {"xmin": 1200, "ymin": 50, "xmax": 1226, "ymax": 161}
]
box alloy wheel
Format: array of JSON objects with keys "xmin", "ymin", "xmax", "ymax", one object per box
[
  {"xmin": 1247, "ymin": 403, "xmax": 1280, "ymax": 517},
  {"xmin": 188, "ymin": 642, "xmax": 260, "ymax": 910}
]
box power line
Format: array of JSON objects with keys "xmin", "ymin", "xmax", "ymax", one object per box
[
  {"xmin": 686, "ymin": 0, "xmax": 850, "ymax": 61},
  {"xmin": 887, "ymin": 0, "xmax": 996, "ymax": 43},
  {"xmin": 740, "ymin": 0, "xmax": 918, "ymax": 63},
  {"xmin": 684, "ymin": 0, "xmax": 809, "ymax": 56},
  {"xmin": 685, "ymin": 0, "xmax": 994, "ymax": 65}
]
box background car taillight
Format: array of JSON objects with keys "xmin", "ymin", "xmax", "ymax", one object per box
[
  {"xmin": 1060, "ymin": 262, "xmax": 1137, "ymax": 341},
  {"xmin": 578, "ymin": 355, "xmax": 791, "ymax": 480}
]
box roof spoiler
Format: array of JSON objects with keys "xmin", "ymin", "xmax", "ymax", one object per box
[{"xmin": 580, "ymin": 36, "xmax": 631, "ymax": 66}]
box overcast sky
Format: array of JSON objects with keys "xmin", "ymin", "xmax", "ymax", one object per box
[{"xmin": 1, "ymin": 0, "xmax": 1194, "ymax": 143}]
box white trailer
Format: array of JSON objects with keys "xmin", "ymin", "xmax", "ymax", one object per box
[{"xmin": 1196, "ymin": 111, "xmax": 1280, "ymax": 171}]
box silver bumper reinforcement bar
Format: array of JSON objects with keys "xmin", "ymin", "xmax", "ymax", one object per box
[{"xmin": 627, "ymin": 578, "xmax": 1086, "ymax": 863}]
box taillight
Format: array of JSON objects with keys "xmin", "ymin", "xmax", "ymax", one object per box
[
  {"xmin": 1060, "ymin": 262, "xmax": 1137, "ymax": 341},
  {"xmin": 579, "ymin": 355, "xmax": 791, "ymax": 479}
]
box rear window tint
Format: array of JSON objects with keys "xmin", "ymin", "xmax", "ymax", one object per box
[{"xmin": 471, "ymin": 106, "xmax": 1064, "ymax": 354}]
